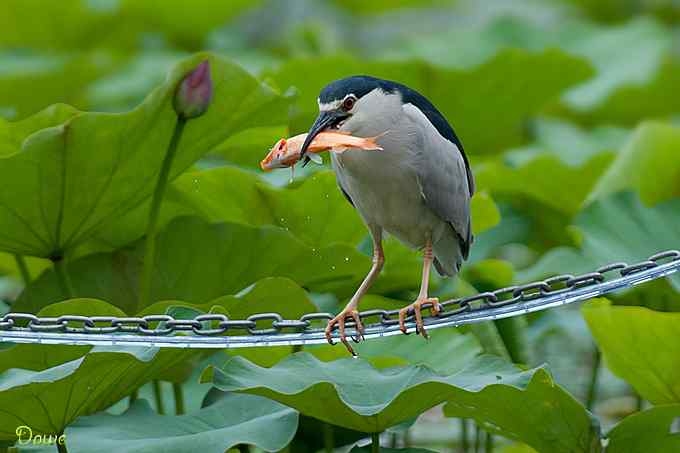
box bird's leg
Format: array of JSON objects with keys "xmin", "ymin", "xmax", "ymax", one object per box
[
  {"xmin": 399, "ymin": 238, "xmax": 441, "ymax": 338},
  {"xmin": 325, "ymin": 229, "xmax": 384, "ymax": 356}
]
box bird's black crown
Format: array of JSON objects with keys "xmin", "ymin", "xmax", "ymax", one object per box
[
  {"xmin": 318, "ymin": 75, "xmax": 473, "ymax": 195},
  {"xmin": 319, "ymin": 76, "xmax": 394, "ymax": 103},
  {"xmin": 320, "ymin": 76, "xmax": 466, "ymax": 152}
]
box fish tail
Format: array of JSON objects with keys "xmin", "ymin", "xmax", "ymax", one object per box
[{"xmin": 366, "ymin": 130, "xmax": 388, "ymax": 150}]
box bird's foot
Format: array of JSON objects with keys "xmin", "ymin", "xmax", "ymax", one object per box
[
  {"xmin": 325, "ymin": 308, "xmax": 365, "ymax": 357},
  {"xmin": 398, "ymin": 297, "xmax": 441, "ymax": 338}
]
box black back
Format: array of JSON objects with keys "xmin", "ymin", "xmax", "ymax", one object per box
[{"xmin": 320, "ymin": 76, "xmax": 474, "ymax": 194}]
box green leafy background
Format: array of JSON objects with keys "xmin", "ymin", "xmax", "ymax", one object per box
[{"xmin": 1, "ymin": 0, "xmax": 680, "ymax": 452}]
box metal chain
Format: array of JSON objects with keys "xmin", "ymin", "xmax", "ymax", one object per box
[{"xmin": 1, "ymin": 250, "xmax": 678, "ymax": 349}]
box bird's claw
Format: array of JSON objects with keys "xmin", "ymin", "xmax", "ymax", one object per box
[
  {"xmin": 325, "ymin": 309, "xmax": 365, "ymax": 356},
  {"xmin": 398, "ymin": 297, "xmax": 441, "ymax": 339}
]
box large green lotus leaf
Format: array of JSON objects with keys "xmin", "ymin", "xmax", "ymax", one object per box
[
  {"xmin": 0, "ymin": 53, "xmax": 123, "ymax": 121},
  {"xmin": 92, "ymin": 167, "xmax": 363, "ymax": 250},
  {"xmin": 119, "ymin": 0, "xmax": 262, "ymax": 48},
  {"xmin": 0, "ymin": 253, "xmax": 50, "ymax": 283},
  {"xmin": 332, "ymin": 0, "xmax": 455, "ymax": 14},
  {"xmin": 587, "ymin": 122, "xmax": 680, "ymax": 207},
  {"xmin": 0, "ymin": 104, "xmax": 79, "ymax": 155},
  {"xmin": 16, "ymin": 216, "xmax": 370, "ymax": 314},
  {"xmin": 206, "ymin": 351, "xmax": 562, "ymax": 433},
  {"xmin": 0, "ymin": 0, "xmax": 259, "ymax": 51},
  {"xmin": 0, "ymin": 331, "xmax": 193, "ymax": 441},
  {"xmin": 305, "ymin": 322, "xmax": 483, "ymax": 370},
  {"xmin": 350, "ymin": 447, "xmax": 437, "ymax": 453},
  {"xmin": 172, "ymin": 168, "xmax": 367, "ymax": 248},
  {"xmin": 476, "ymin": 152, "xmax": 613, "ymax": 216},
  {"xmin": 575, "ymin": 57, "xmax": 680, "ymax": 126},
  {"xmin": 505, "ymin": 117, "xmax": 628, "ymax": 168},
  {"xmin": 139, "ymin": 277, "xmax": 317, "ymax": 319},
  {"xmin": 0, "ymin": 1, "xmax": 129, "ymax": 50},
  {"xmin": 256, "ymin": 172, "xmax": 367, "ymax": 248},
  {"xmin": 140, "ymin": 277, "xmax": 319, "ymax": 368},
  {"xmin": 386, "ymin": 15, "xmax": 666, "ymax": 113},
  {"xmin": 428, "ymin": 49, "xmax": 591, "ymax": 153},
  {"xmin": 442, "ymin": 369, "xmax": 601, "ymax": 453},
  {"xmin": 85, "ymin": 52, "xmax": 181, "ymax": 113},
  {"xmin": 557, "ymin": 17, "xmax": 670, "ymax": 112},
  {"xmin": 0, "ymin": 298, "xmax": 123, "ymax": 375},
  {"xmin": 470, "ymin": 192, "xmax": 501, "ymax": 235},
  {"xmin": 517, "ymin": 192, "xmax": 680, "ymax": 290},
  {"xmin": 0, "ymin": 299, "xmax": 194, "ymax": 393},
  {"xmin": 606, "ymin": 404, "xmax": 680, "ymax": 453},
  {"xmin": 212, "ymin": 125, "xmax": 288, "ymax": 168},
  {"xmin": 566, "ymin": 0, "xmax": 677, "ymax": 23},
  {"xmin": 58, "ymin": 393, "xmax": 297, "ymax": 453},
  {"xmin": 582, "ymin": 299, "xmax": 680, "ymax": 405},
  {"xmin": 353, "ymin": 328, "xmax": 482, "ymax": 375},
  {"xmin": 267, "ymin": 50, "xmax": 591, "ymax": 155},
  {"xmin": 516, "ymin": 246, "xmax": 588, "ymax": 283},
  {"xmin": 0, "ymin": 53, "xmax": 289, "ymax": 258},
  {"xmin": 609, "ymin": 278, "xmax": 680, "ymax": 313}
]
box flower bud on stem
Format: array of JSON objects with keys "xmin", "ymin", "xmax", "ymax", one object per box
[
  {"xmin": 173, "ymin": 60, "xmax": 213, "ymax": 120},
  {"xmin": 139, "ymin": 60, "xmax": 213, "ymax": 310}
]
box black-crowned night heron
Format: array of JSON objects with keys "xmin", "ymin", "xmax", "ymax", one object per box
[{"xmin": 299, "ymin": 76, "xmax": 474, "ymax": 355}]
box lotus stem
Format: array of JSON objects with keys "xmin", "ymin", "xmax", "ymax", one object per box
[
  {"xmin": 138, "ymin": 117, "xmax": 186, "ymax": 310},
  {"xmin": 56, "ymin": 432, "xmax": 68, "ymax": 453},
  {"xmin": 485, "ymin": 431, "xmax": 494, "ymax": 452},
  {"xmin": 322, "ymin": 422, "xmax": 334, "ymax": 453},
  {"xmin": 173, "ymin": 382, "xmax": 185, "ymax": 415},
  {"xmin": 586, "ymin": 345, "xmax": 601, "ymax": 410},
  {"xmin": 129, "ymin": 389, "xmax": 138, "ymax": 406},
  {"xmin": 460, "ymin": 418, "xmax": 469, "ymax": 452},
  {"xmin": 469, "ymin": 323, "xmax": 510, "ymax": 359},
  {"xmin": 372, "ymin": 432, "xmax": 381, "ymax": 453},
  {"xmin": 495, "ymin": 316, "xmax": 532, "ymax": 364},
  {"xmin": 13, "ymin": 254, "xmax": 30, "ymax": 286},
  {"xmin": 153, "ymin": 379, "xmax": 165, "ymax": 414},
  {"xmin": 53, "ymin": 257, "xmax": 74, "ymax": 299}
]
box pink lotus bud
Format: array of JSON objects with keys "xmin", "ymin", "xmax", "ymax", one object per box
[{"xmin": 173, "ymin": 60, "xmax": 213, "ymax": 119}]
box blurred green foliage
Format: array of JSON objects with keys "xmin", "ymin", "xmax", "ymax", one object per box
[{"xmin": 1, "ymin": 0, "xmax": 680, "ymax": 451}]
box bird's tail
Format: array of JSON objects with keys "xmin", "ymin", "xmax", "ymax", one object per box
[{"xmin": 432, "ymin": 230, "xmax": 464, "ymax": 277}]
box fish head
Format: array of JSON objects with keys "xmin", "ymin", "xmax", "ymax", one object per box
[{"xmin": 260, "ymin": 138, "xmax": 296, "ymax": 171}]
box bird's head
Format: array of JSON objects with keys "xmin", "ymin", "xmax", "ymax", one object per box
[{"xmin": 299, "ymin": 76, "xmax": 402, "ymax": 163}]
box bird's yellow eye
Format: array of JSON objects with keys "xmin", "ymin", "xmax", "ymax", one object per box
[{"xmin": 342, "ymin": 95, "xmax": 356, "ymax": 111}]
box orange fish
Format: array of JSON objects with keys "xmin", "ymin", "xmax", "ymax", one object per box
[{"xmin": 260, "ymin": 131, "xmax": 384, "ymax": 172}]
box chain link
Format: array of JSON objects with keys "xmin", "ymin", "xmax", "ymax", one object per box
[{"xmin": 0, "ymin": 250, "xmax": 678, "ymax": 348}]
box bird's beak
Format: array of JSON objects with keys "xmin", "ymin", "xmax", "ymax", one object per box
[{"xmin": 299, "ymin": 110, "xmax": 349, "ymax": 166}]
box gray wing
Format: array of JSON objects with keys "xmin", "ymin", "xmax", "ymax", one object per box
[{"xmin": 403, "ymin": 104, "xmax": 473, "ymax": 258}]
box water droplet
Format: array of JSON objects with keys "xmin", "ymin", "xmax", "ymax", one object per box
[
  {"xmin": 331, "ymin": 265, "xmax": 336, "ymax": 271},
  {"xmin": 280, "ymin": 217, "xmax": 285, "ymax": 223},
  {"xmin": 344, "ymin": 257, "xmax": 350, "ymax": 262}
]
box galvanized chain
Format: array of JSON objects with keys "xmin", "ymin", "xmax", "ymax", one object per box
[{"xmin": 0, "ymin": 250, "xmax": 678, "ymax": 349}]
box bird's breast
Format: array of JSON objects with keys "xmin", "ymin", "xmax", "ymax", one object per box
[{"xmin": 333, "ymin": 141, "xmax": 445, "ymax": 248}]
